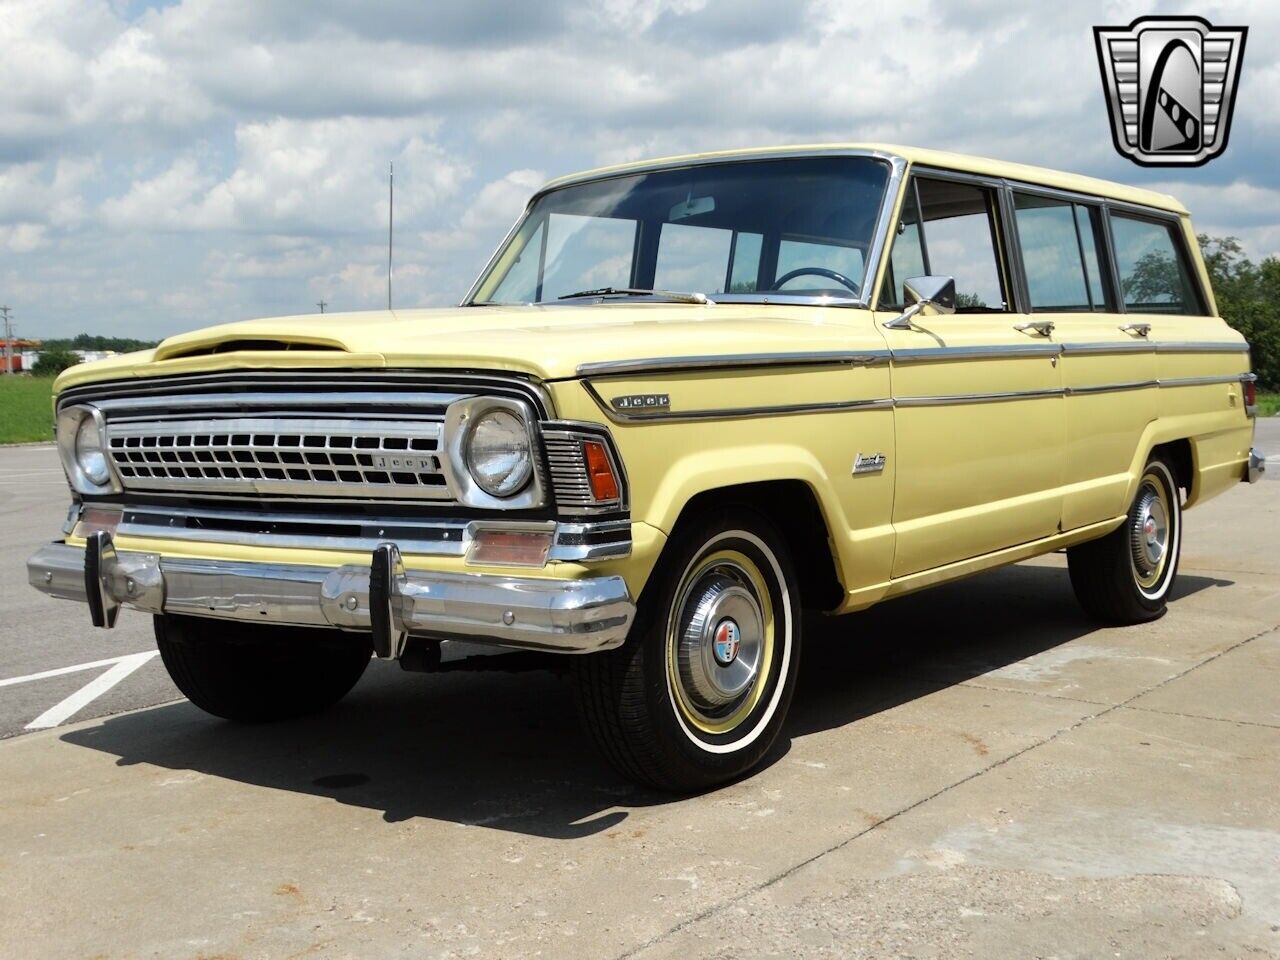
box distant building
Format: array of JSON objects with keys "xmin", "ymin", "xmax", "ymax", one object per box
[{"xmin": 2, "ymin": 338, "xmax": 41, "ymax": 373}]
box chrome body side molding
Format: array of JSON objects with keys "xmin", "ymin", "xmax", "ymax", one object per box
[{"xmin": 576, "ymin": 350, "xmax": 891, "ymax": 379}]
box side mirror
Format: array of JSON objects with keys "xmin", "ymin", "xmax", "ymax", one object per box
[{"xmin": 884, "ymin": 275, "xmax": 956, "ymax": 329}]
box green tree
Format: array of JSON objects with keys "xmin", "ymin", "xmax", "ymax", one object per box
[
  {"xmin": 1198, "ymin": 235, "xmax": 1280, "ymax": 390},
  {"xmin": 32, "ymin": 348, "xmax": 80, "ymax": 376}
]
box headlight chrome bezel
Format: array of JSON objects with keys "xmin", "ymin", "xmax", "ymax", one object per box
[
  {"xmin": 443, "ymin": 396, "xmax": 545, "ymax": 510},
  {"xmin": 56, "ymin": 404, "xmax": 121, "ymax": 496}
]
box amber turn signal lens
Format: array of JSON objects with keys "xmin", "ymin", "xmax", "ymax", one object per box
[
  {"xmin": 583, "ymin": 440, "xmax": 620, "ymax": 502},
  {"xmin": 468, "ymin": 530, "xmax": 552, "ymax": 566}
]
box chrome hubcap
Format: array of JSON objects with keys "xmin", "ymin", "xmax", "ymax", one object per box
[
  {"xmin": 1130, "ymin": 482, "xmax": 1170, "ymax": 583},
  {"xmin": 676, "ymin": 569, "xmax": 764, "ymax": 713}
]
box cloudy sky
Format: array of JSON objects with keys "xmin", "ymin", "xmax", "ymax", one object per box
[{"xmin": 1, "ymin": 0, "xmax": 1276, "ymax": 341}]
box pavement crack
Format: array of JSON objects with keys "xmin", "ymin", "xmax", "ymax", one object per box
[{"xmin": 613, "ymin": 622, "xmax": 1280, "ymax": 960}]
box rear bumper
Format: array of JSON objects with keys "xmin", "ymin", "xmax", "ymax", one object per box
[
  {"xmin": 27, "ymin": 538, "xmax": 634, "ymax": 655},
  {"xmin": 1247, "ymin": 448, "xmax": 1266, "ymax": 484}
]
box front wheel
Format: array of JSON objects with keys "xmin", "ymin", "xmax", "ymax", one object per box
[
  {"xmin": 156, "ymin": 615, "xmax": 372, "ymax": 722},
  {"xmin": 1067, "ymin": 455, "xmax": 1183, "ymax": 624},
  {"xmin": 574, "ymin": 508, "xmax": 802, "ymax": 792}
]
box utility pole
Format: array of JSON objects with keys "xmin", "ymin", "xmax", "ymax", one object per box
[
  {"xmin": 316, "ymin": 299, "xmax": 328, "ymax": 314},
  {"xmin": 1, "ymin": 306, "xmax": 12, "ymax": 375},
  {"xmin": 387, "ymin": 161, "xmax": 394, "ymax": 311}
]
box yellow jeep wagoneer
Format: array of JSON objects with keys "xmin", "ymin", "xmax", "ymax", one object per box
[{"xmin": 30, "ymin": 145, "xmax": 1264, "ymax": 790}]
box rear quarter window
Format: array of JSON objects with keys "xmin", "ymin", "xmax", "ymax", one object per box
[{"xmin": 1110, "ymin": 213, "xmax": 1206, "ymax": 315}]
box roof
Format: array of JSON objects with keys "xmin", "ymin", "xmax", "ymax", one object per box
[{"xmin": 539, "ymin": 143, "xmax": 1188, "ymax": 215}]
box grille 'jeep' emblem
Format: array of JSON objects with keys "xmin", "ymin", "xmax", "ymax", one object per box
[
  {"xmin": 373, "ymin": 454, "xmax": 435, "ymax": 471},
  {"xmin": 1094, "ymin": 16, "xmax": 1247, "ymax": 167},
  {"xmin": 612, "ymin": 393, "xmax": 670, "ymax": 412}
]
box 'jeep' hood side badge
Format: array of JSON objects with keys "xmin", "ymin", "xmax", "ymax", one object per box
[
  {"xmin": 613, "ymin": 393, "xmax": 670, "ymax": 412},
  {"xmin": 1094, "ymin": 16, "xmax": 1247, "ymax": 167}
]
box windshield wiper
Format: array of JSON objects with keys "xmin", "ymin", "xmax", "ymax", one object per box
[{"xmin": 556, "ymin": 287, "xmax": 711, "ymax": 305}]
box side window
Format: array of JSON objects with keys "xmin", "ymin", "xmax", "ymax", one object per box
[
  {"xmin": 1110, "ymin": 214, "xmax": 1205, "ymax": 315},
  {"xmin": 912, "ymin": 177, "xmax": 1010, "ymax": 312},
  {"xmin": 1012, "ymin": 194, "xmax": 1114, "ymax": 312}
]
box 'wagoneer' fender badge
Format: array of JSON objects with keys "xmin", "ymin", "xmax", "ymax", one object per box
[
  {"xmin": 852, "ymin": 453, "xmax": 886, "ymax": 475},
  {"xmin": 612, "ymin": 393, "xmax": 670, "ymax": 412}
]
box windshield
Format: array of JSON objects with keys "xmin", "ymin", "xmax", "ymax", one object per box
[{"xmin": 469, "ymin": 156, "xmax": 891, "ymax": 305}]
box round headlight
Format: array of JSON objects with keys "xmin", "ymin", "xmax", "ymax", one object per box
[
  {"xmin": 465, "ymin": 409, "xmax": 532, "ymax": 497},
  {"xmin": 75, "ymin": 414, "xmax": 111, "ymax": 487}
]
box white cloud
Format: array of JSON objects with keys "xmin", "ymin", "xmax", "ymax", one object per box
[{"xmin": 0, "ymin": 0, "xmax": 1277, "ymax": 339}]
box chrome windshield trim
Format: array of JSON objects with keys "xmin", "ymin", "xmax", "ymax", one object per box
[
  {"xmin": 576, "ymin": 350, "xmax": 890, "ymax": 379},
  {"xmin": 531, "ymin": 147, "xmax": 907, "ymax": 201}
]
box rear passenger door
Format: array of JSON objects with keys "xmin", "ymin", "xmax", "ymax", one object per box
[
  {"xmin": 1008, "ymin": 191, "xmax": 1157, "ymax": 531},
  {"xmin": 878, "ymin": 173, "xmax": 1064, "ymax": 579}
]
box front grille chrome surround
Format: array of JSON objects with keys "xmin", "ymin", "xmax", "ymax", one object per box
[{"xmin": 107, "ymin": 417, "xmax": 451, "ymax": 501}]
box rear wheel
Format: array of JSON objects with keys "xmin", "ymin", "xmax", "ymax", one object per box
[
  {"xmin": 1068, "ymin": 456, "xmax": 1182, "ymax": 624},
  {"xmin": 574, "ymin": 508, "xmax": 802, "ymax": 792},
  {"xmin": 155, "ymin": 614, "xmax": 372, "ymax": 722}
]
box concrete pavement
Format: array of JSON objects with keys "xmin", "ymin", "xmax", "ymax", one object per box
[{"xmin": 0, "ymin": 426, "xmax": 1277, "ymax": 958}]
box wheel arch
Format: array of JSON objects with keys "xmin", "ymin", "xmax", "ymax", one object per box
[{"xmin": 655, "ymin": 478, "xmax": 845, "ymax": 612}]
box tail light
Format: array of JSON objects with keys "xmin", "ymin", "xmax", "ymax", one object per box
[{"xmin": 1243, "ymin": 377, "xmax": 1257, "ymax": 417}]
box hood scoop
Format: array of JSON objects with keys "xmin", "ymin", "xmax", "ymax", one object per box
[{"xmin": 155, "ymin": 337, "xmax": 346, "ymax": 362}]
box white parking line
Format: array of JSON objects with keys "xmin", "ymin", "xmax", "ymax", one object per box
[{"xmin": 0, "ymin": 651, "xmax": 160, "ymax": 730}]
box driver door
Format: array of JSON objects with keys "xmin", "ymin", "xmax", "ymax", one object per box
[{"xmin": 878, "ymin": 173, "xmax": 1064, "ymax": 579}]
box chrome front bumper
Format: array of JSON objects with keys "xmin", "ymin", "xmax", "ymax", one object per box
[
  {"xmin": 27, "ymin": 535, "xmax": 635, "ymax": 656},
  {"xmin": 1247, "ymin": 448, "xmax": 1266, "ymax": 484}
]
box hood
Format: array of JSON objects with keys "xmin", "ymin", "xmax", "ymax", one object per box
[{"xmin": 54, "ymin": 303, "xmax": 874, "ymax": 392}]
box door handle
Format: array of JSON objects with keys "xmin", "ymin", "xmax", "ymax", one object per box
[
  {"xmin": 1014, "ymin": 320, "xmax": 1055, "ymax": 337},
  {"xmin": 1119, "ymin": 322, "xmax": 1152, "ymax": 337}
]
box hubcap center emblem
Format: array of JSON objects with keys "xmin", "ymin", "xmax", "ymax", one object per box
[
  {"xmin": 712, "ymin": 619, "xmax": 741, "ymax": 666},
  {"xmin": 1144, "ymin": 516, "xmax": 1157, "ymax": 543}
]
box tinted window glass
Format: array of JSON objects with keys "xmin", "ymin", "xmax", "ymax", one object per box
[
  {"xmin": 654, "ymin": 223, "xmax": 733, "ymax": 293},
  {"xmin": 728, "ymin": 232, "xmax": 763, "ymax": 292},
  {"xmin": 776, "ymin": 238, "xmax": 864, "ymax": 291},
  {"xmin": 1015, "ymin": 195, "xmax": 1089, "ymax": 311},
  {"xmin": 473, "ymin": 157, "xmax": 890, "ymax": 303},
  {"xmin": 885, "ymin": 185, "xmax": 927, "ymax": 306},
  {"xmin": 1013, "ymin": 194, "xmax": 1112, "ymax": 312},
  {"xmin": 540, "ymin": 213, "xmax": 635, "ymax": 301},
  {"xmin": 914, "ymin": 178, "xmax": 1008, "ymax": 311},
  {"xmin": 1111, "ymin": 214, "xmax": 1203, "ymax": 315}
]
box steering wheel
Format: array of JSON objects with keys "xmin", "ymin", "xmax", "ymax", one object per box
[{"xmin": 771, "ymin": 267, "xmax": 859, "ymax": 295}]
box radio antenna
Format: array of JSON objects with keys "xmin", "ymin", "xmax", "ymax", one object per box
[{"xmin": 387, "ymin": 161, "xmax": 394, "ymax": 310}]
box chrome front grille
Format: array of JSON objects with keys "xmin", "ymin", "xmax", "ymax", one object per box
[{"xmin": 107, "ymin": 417, "xmax": 450, "ymax": 501}]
